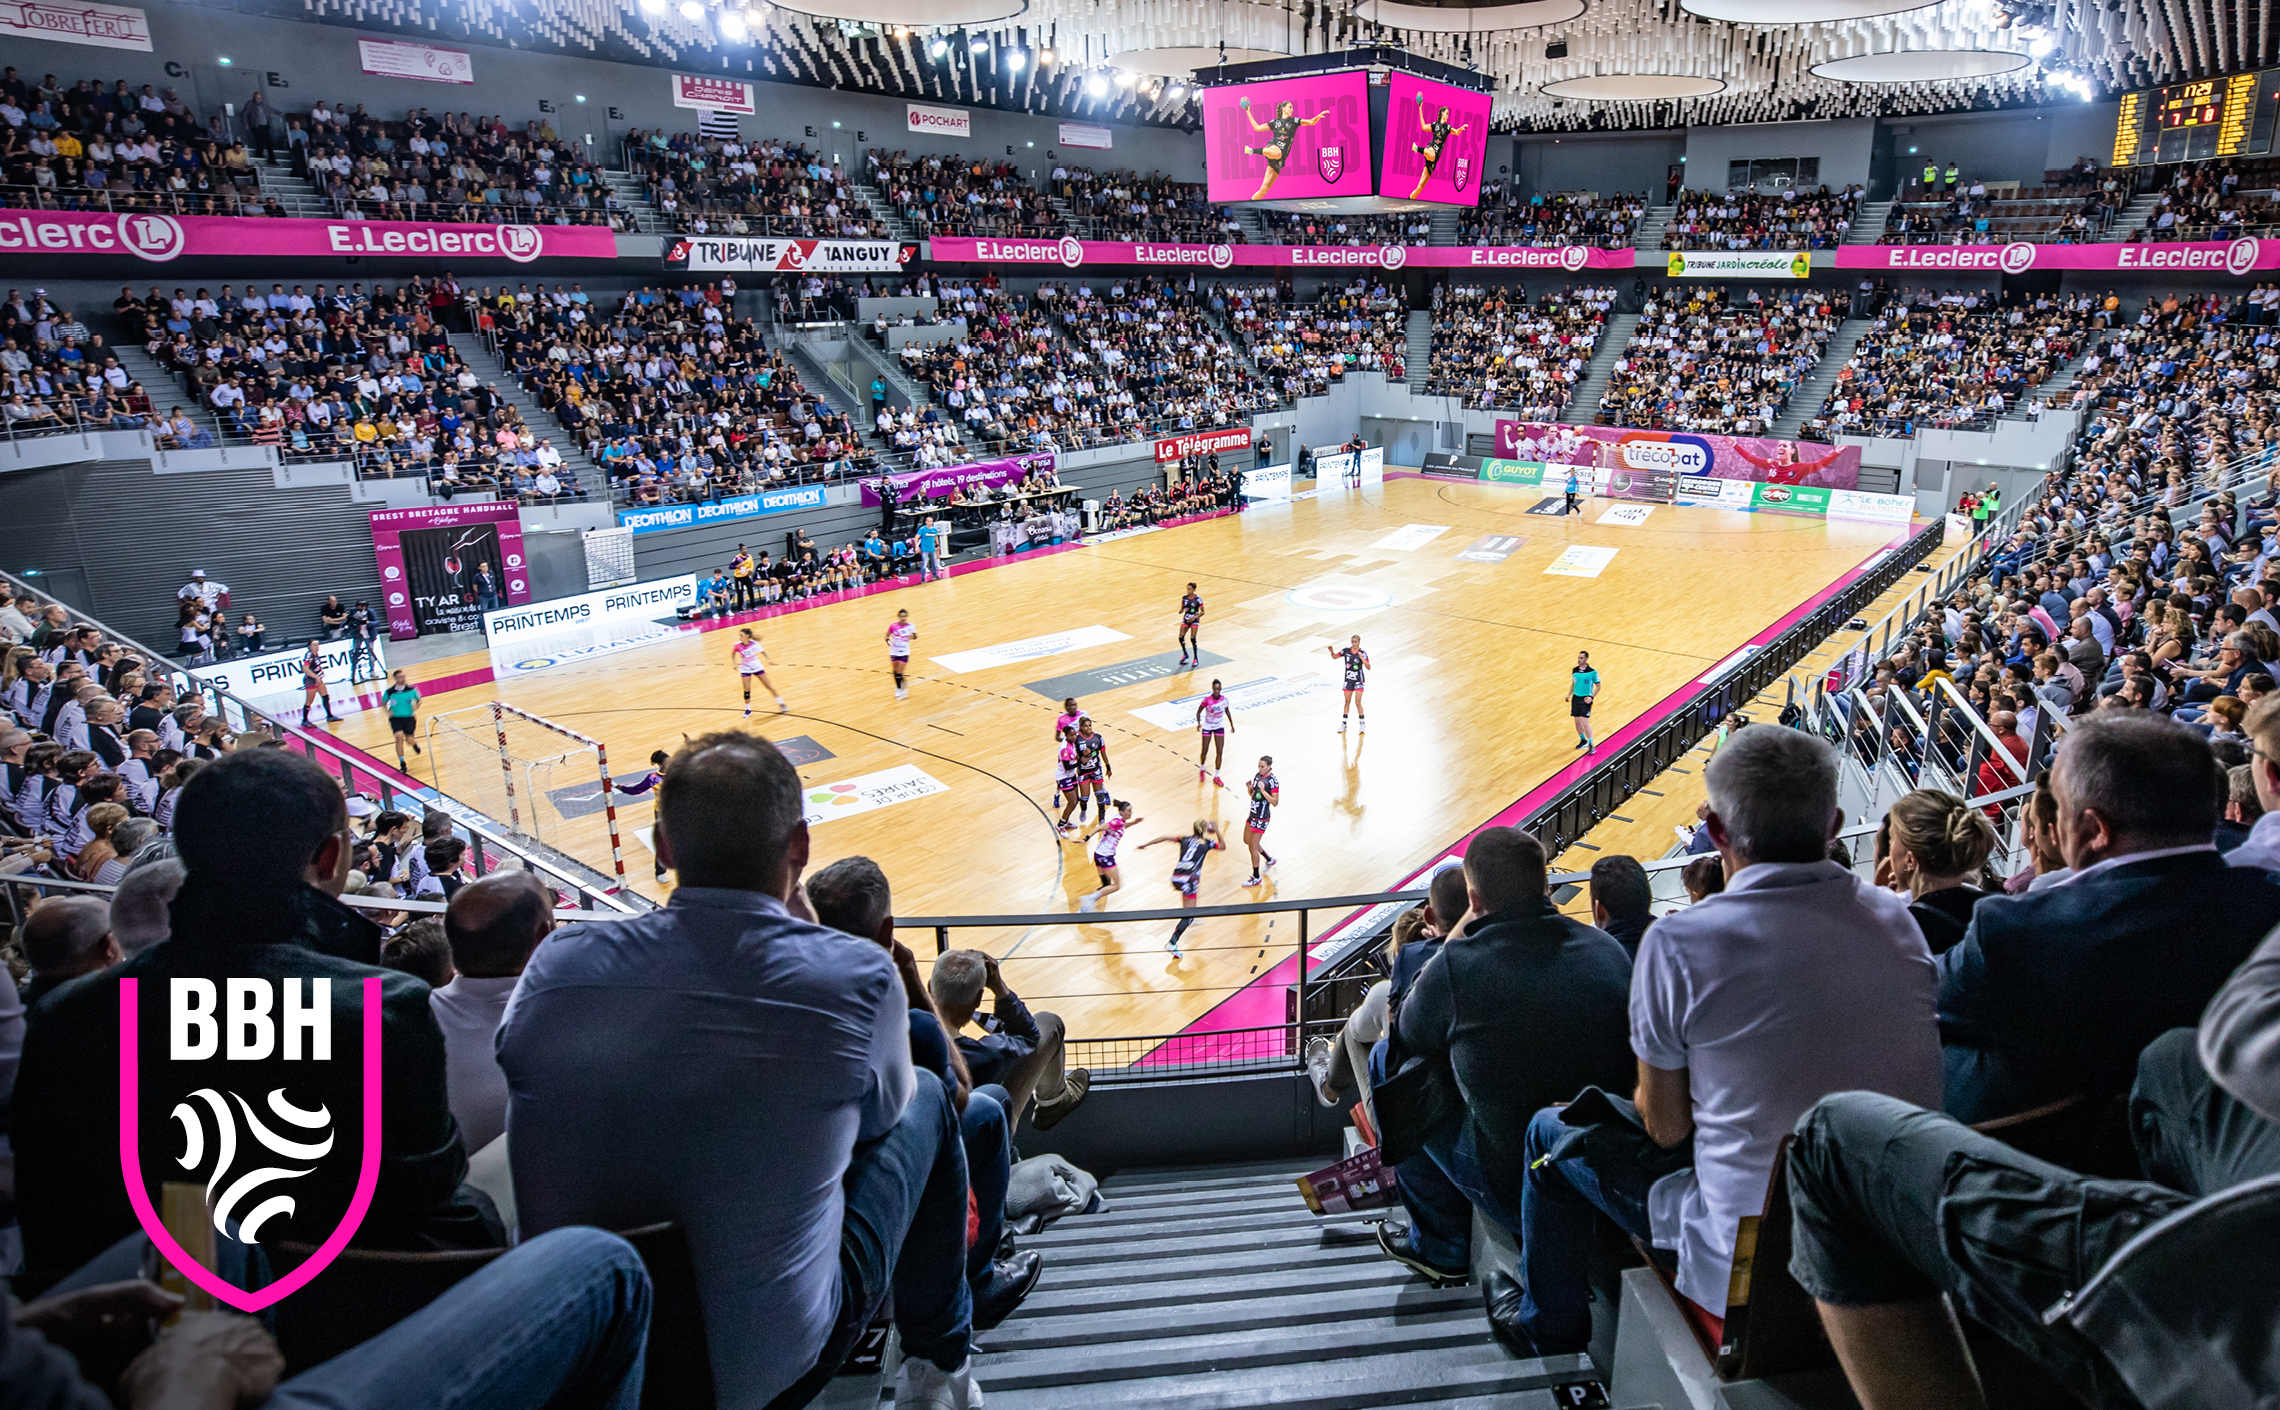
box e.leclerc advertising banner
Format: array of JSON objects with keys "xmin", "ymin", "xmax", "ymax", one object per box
[
  {"xmin": 1, "ymin": 210, "xmax": 616, "ymax": 262},
  {"xmin": 1833, "ymin": 237, "xmax": 2280, "ymax": 277},
  {"xmin": 925, "ymin": 236, "xmax": 1633, "ymax": 272}
]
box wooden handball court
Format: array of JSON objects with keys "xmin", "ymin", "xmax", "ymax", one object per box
[{"xmin": 330, "ymin": 474, "xmax": 1909, "ymax": 1042}]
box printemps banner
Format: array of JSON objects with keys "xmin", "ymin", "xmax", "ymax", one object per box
[{"xmin": 1665, "ymin": 250, "xmax": 1814, "ymax": 279}]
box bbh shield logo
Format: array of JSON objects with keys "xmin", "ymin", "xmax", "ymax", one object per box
[
  {"xmin": 119, "ymin": 976, "xmax": 384, "ymax": 1312},
  {"xmin": 1318, "ymin": 145, "xmax": 1344, "ymax": 183},
  {"xmin": 1452, "ymin": 156, "xmax": 1471, "ymax": 193}
]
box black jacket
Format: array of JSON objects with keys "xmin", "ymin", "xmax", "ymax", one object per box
[
  {"xmin": 954, "ymin": 987, "xmax": 1042, "ymax": 1089},
  {"xmin": 1393, "ymin": 896, "xmax": 1635, "ymax": 1200},
  {"xmin": 1938, "ymin": 851, "xmax": 2280, "ymax": 1122},
  {"xmin": 13, "ymin": 880, "xmax": 501, "ymax": 1285}
]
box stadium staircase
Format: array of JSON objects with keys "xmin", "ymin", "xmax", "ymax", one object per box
[
  {"xmin": 1231, "ymin": 207, "xmax": 1270, "ymax": 243},
  {"xmin": 1557, "ymin": 311, "xmax": 1639, "ymax": 426},
  {"xmin": 972, "ymin": 1159, "xmax": 1617, "ymax": 1409},
  {"xmin": 1405, "ymin": 309, "xmax": 1434, "ymax": 394},
  {"xmin": 110, "ymin": 341, "xmax": 179, "ymax": 412},
  {"xmin": 1049, "ymin": 195, "xmax": 1084, "ymax": 237},
  {"xmin": 444, "ymin": 332, "xmax": 605, "ymax": 489},
  {"xmin": 252, "ymin": 156, "xmax": 336, "ymax": 218},
  {"xmin": 597, "ymin": 170, "xmax": 674, "ymax": 235},
  {"xmin": 1630, "ymin": 204, "xmax": 1674, "ymax": 253},
  {"xmin": 1769, "ymin": 319, "xmax": 1871, "ymax": 440},
  {"xmin": 1428, "ymin": 207, "xmax": 1462, "ymax": 245},
  {"xmin": 1843, "ymin": 200, "xmax": 1893, "ymax": 244},
  {"xmin": 2102, "ymin": 190, "xmax": 2163, "ymax": 241},
  {"xmin": 857, "ymin": 181, "xmax": 918, "ymax": 244}
]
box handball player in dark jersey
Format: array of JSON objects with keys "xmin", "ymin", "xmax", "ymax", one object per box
[{"xmin": 1239, "ymin": 98, "xmax": 1330, "ymax": 200}]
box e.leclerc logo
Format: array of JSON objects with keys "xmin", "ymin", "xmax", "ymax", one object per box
[
  {"xmin": 2230, "ymin": 236, "xmax": 2262, "ymax": 277},
  {"xmin": 1561, "ymin": 245, "xmax": 1591, "ymax": 273},
  {"xmin": 1999, "ymin": 242, "xmax": 2037, "ymax": 275}
]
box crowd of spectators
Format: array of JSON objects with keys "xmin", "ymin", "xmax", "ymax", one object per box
[
  {"xmin": 1806, "ymin": 287, "xmax": 2100, "ymax": 439},
  {"xmin": 1662, "ymin": 184, "xmax": 1864, "ymax": 250},
  {"xmin": 1032, "ymin": 275, "xmax": 1276, "ymax": 444},
  {"xmin": 1882, "ymin": 175, "xmax": 2125, "ymax": 245},
  {"xmin": 2, "ymin": 660, "xmax": 1096, "ymax": 1405},
  {"xmin": 1220, "ymin": 279, "xmax": 1409, "ymax": 396},
  {"xmin": 1458, "ymin": 187, "xmax": 1645, "ymax": 248},
  {"xmin": 869, "ymin": 148, "xmax": 1063, "ymax": 239},
  {"xmin": 892, "ymin": 278, "xmax": 1077, "ymax": 458},
  {"xmin": 628, "ymin": 128, "xmax": 882, "ymax": 239},
  {"xmin": 2141, "ymin": 160, "xmax": 2280, "ymax": 241},
  {"xmin": 1254, "ymin": 208, "xmax": 1428, "ymax": 246},
  {"xmin": 1058, "ymin": 166, "xmax": 1226, "ymax": 243},
  {"xmin": 0, "ymin": 67, "xmax": 274, "ymax": 216},
  {"xmin": 295, "ymin": 107, "xmax": 624, "ymax": 229},
  {"xmin": 1596, "ymin": 284, "xmax": 1837, "ymax": 436},
  {"xmin": 490, "ymin": 281, "xmax": 879, "ymax": 501},
  {"xmin": 2, "ymin": 287, "xmax": 150, "ymax": 436},
  {"xmin": 1424, "ymin": 282, "xmax": 1612, "ymax": 416}
]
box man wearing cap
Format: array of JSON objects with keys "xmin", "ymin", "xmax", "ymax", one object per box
[{"xmin": 176, "ymin": 570, "xmax": 228, "ymax": 614}]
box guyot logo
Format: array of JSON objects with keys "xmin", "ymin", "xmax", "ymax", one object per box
[
  {"xmin": 1999, "ymin": 242, "xmax": 2037, "ymax": 275},
  {"xmin": 2230, "ymin": 236, "xmax": 2261, "ymax": 277},
  {"xmin": 1561, "ymin": 245, "xmax": 1591, "ymax": 273},
  {"xmin": 496, "ymin": 224, "xmax": 544, "ymax": 263},
  {"xmin": 1059, "ymin": 236, "xmax": 1085, "ymax": 268},
  {"xmin": 120, "ymin": 976, "xmax": 382, "ymax": 1312}
]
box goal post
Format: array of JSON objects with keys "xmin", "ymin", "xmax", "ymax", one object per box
[{"xmin": 424, "ymin": 701, "xmax": 628, "ymax": 886}]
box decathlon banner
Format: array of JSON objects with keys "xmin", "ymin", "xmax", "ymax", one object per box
[
  {"xmin": 924, "ymin": 236, "xmax": 1633, "ymax": 271},
  {"xmin": 483, "ymin": 574, "xmax": 699, "ymax": 646},
  {"xmin": 369, "ymin": 502, "xmax": 531, "ymax": 640},
  {"xmin": 1155, "ymin": 427, "xmax": 1253, "ymax": 463},
  {"xmin": 0, "ymin": 210, "xmax": 615, "ymax": 262},
  {"xmin": 670, "ymin": 236, "xmax": 906, "ymax": 273},
  {"xmin": 1833, "ymin": 237, "xmax": 2280, "ymax": 277},
  {"xmin": 1492, "ymin": 421, "xmax": 1861, "ymax": 491},
  {"xmin": 619, "ymin": 484, "xmax": 829, "ymax": 535},
  {"xmin": 1665, "ymin": 250, "xmax": 1814, "ymax": 279}
]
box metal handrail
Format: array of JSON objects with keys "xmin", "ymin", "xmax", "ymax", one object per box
[{"xmin": 0, "ymin": 568, "xmax": 638, "ymax": 914}]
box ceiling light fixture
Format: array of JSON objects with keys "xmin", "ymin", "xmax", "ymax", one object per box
[
  {"xmin": 718, "ymin": 10, "xmax": 747, "ymax": 38},
  {"xmin": 638, "ymin": 0, "xmax": 665, "ymax": 14},
  {"xmin": 677, "ymin": 1, "xmax": 703, "ymax": 20},
  {"xmin": 1005, "ymin": 50, "xmax": 1025, "ymax": 69},
  {"xmin": 1085, "ymin": 73, "xmax": 1108, "ymax": 96},
  {"xmin": 928, "ymin": 36, "xmax": 948, "ymax": 56},
  {"xmin": 1115, "ymin": 70, "xmax": 1136, "ymax": 87},
  {"xmin": 970, "ymin": 37, "xmax": 989, "ymax": 52}
]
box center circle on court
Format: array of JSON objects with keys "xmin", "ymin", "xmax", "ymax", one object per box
[{"xmin": 1287, "ymin": 584, "xmax": 1394, "ymax": 613}]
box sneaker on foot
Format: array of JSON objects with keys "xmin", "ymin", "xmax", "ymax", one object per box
[
  {"xmin": 1242, "ymin": 873, "xmax": 1263, "ymax": 887},
  {"xmin": 1339, "ymin": 718, "xmax": 1348, "ymax": 732},
  {"xmin": 412, "ymin": 741, "xmax": 422, "ymax": 754},
  {"xmin": 1375, "ymin": 1221, "xmax": 1468, "ymax": 1286},
  {"xmin": 893, "ymin": 1355, "xmax": 983, "ymax": 1409},
  {"xmin": 1359, "ymin": 719, "xmax": 1366, "ymax": 732},
  {"xmin": 1077, "ymin": 892, "xmax": 1097, "ymax": 912},
  {"xmin": 1265, "ymin": 855, "xmax": 1278, "ymax": 870},
  {"xmin": 778, "ymin": 699, "xmax": 789, "ymax": 713},
  {"xmin": 744, "ymin": 705, "xmax": 753, "ymax": 717},
  {"xmin": 1302, "ymin": 1035, "xmax": 1341, "ymax": 1107}
]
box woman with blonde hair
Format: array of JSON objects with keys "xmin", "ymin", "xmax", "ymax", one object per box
[
  {"xmin": 74, "ymin": 801, "xmax": 131, "ymax": 885},
  {"xmin": 1875, "ymin": 787, "xmax": 1998, "ymax": 954}
]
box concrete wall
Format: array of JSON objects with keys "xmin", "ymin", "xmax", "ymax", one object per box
[
  {"xmin": 1881, "ymin": 105, "xmax": 2119, "ymax": 189},
  {"xmin": 1683, "ymin": 118, "xmax": 1876, "ymax": 192},
  {"xmin": 0, "ymin": 1, "xmax": 1203, "ymax": 180},
  {"xmin": 1512, "ymin": 131, "xmax": 1683, "ymax": 201}
]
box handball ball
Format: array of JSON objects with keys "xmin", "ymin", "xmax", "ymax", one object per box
[{"xmin": 1240, "ymin": 97, "xmax": 1251, "ymax": 107}]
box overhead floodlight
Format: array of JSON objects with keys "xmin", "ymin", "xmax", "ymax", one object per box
[
  {"xmin": 2027, "ymin": 35, "xmax": 2055, "ymax": 55},
  {"xmin": 1167, "ymin": 82, "xmax": 1186, "ymax": 98},
  {"xmin": 638, "ymin": 0, "xmax": 666, "ymax": 14},
  {"xmin": 1005, "ymin": 50, "xmax": 1025, "ymax": 69},
  {"xmin": 1085, "ymin": 73, "xmax": 1108, "ymax": 96},
  {"xmin": 1037, "ymin": 46, "xmax": 1053, "ymax": 62},
  {"xmin": 928, "ymin": 36, "xmax": 949, "ymax": 55},
  {"xmin": 970, "ymin": 37, "xmax": 989, "ymax": 52},
  {"xmin": 678, "ymin": 1, "xmax": 704, "ymax": 19},
  {"xmin": 1114, "ymin": 70, "xmax": 1136, "ymax": 87},
  {"xmin": 718, "ymin": 10, "xmax": 747, "ymax": 38}
]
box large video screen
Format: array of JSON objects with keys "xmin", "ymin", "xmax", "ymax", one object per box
[
  {"xmin": 1201, "ymin": 72, "xmax": 1373, "ymax": 203},
  {"xmin": 1378, "ymin": 72, "xmax": 1491, "ymax": 207}
]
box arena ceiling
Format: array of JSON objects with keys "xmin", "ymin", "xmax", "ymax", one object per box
[{"xmin": 199, "ymin": 0, "xmax": 2280, "ymax": 131}]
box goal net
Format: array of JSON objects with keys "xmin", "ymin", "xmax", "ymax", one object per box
[{"xmin": 424, "ymin": 702, "xmax": 628, "ymax": 885}]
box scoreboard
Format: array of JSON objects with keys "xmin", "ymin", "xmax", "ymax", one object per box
[{"xmin": 2113, "ymin": 71, "xmax": 2280, "ymax": 165}]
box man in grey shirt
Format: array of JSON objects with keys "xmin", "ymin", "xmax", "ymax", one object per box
[{"xmin": 500, "ymin": 733, "xmax": 980, "ymax": 1409}]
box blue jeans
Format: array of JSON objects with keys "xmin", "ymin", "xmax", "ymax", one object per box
[
  {"xmin": 922, "ymin": 549, "xmax": 943, "ymax": 579},
  {"xmin": 1516, "ymin": 1105, "xmax": 1658, "ymax": 1354},
  {"xmin": 269, "ymin": 1227, "xmax": 651, "ymax": 1409},
  {"xmin": 1392, "ymin": 1115, "xmax": 1526, "ymax": 1273},
  {"xmin": 53, "ymin": 1227, "xmax": 653, "ymax": 1409},
  {"xmin": 964, "ymin": 1084, "xmax": 1012, "ymax": 1282},
  {"xmin": 770, "ymin": 1072, "xmax": 973, "ymax": 1408}
]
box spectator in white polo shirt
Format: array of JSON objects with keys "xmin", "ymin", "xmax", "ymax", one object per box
[
  {"xmin": 434, "ymin": 870, "xmax": 554, "ymax": 1155},
  {"xmin": 1505, "ymin": 726, "xmax": 1943, "ymax": 1355},
  {"xmin": 176, "ymin": 569, "xmax": 228, "ymax": 613}
]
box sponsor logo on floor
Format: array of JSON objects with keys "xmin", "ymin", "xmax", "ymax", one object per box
[
  {"xmin": 802, "ymin": 763, "xmax": 950, "ymax": 825},
  {"xmin": 1455, "ymin": 534, "xmax": 1527, "ymax": 563},
  {"xmin": 1025, "ymin": 650, "xmax": 1233, "ymax": 700},
  {"xmin": 1544, "ymin": 545, "xmax": 1619, "ymax": 578},
  {"xmin": 931, "ymin": 624, "xmax": 1133, "ymax": 673},
  {"xmin": 1597, "ymin": 504, "xmax": 1656, "ymax": 527},
  {"xmin": 1286, "ymin": 581, "xmax": 1396, "ymax": 615},
  {"xmin": 1370, "ymin": 523, "xmax": 1450, "ymax": 551},
  {"xmin": 1126, "ymin": 673, "xmax": 1342, "ymax": 731}
]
